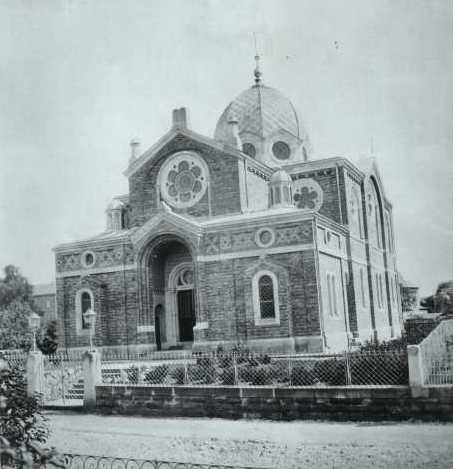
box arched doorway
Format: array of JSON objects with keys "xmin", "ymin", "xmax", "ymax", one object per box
[
  {"xmin": 169, "ymin": 263, "xmax": 196, "ymax": 343},
  {"xmin": 141, "ymin": 236, "xmax": 197, "ymax": 349}
]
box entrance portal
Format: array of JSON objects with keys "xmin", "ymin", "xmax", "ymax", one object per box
[
  {"xmin": 177, "ymin": 290, "xmax": 196, "ymax": 342},
  {"xmin": 144, "ymin": 237, "xmax": 196, "ymax": 349}
]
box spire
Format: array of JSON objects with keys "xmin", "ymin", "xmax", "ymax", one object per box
[
  {"xmin": 254, "ymin": 53, "xmax": 262, "ymax": 85},
  {"xmin": 253, "ymin": 33, "xmax": 263, "ymax": 85}
]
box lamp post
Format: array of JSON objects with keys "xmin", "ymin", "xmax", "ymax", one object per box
[
  {"xmin": 28, "ymin": 312, "xmax": 41, "ymax": 353},
  {"xmin": 83, "ymin": 308, "xmax": 96, "ymax": 351}
]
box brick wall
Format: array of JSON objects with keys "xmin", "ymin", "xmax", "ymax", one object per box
[
  {"xmin": 57, "ymin": 271, "xmax": 138, "ymax": 349},
  {"xmin": 128, "ymin": 133, "xmax": 242, "ymax": 227},
  {"xmin": 96, "ymin": 384, "xmax": 453, "ymax": 422}
]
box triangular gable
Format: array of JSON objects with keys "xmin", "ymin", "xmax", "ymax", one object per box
[
  {"xmin": 130, "ymin": 209, "xmax": 203, "ymax": 253},
  {"xmin": 124, "ymin": 127, "xmax": 273, "ymax": 178}
]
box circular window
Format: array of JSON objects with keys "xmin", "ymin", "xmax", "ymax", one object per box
[
  {"xmin": 255, "ymin": 227, "xmax": 275, "ymax": 248},
  {"xmin": 272, "ymin": 141, "xmax": 291, "ymax": 160},
  {"xmin": 159, "ymin": 152, "xmax": 208, "ymax": 209},
  {"xmin": 242, "ymin": 143, "xmax": 256, "ymax": 158},
  {"xmin": 293, "ymin": 178, "xmax": 324, "ymax": 211},
  {"xmin": 81, "ymin": 251, "xmax": 95, "ymax": 268}
]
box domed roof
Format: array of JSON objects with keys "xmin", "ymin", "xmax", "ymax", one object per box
[
  {"xmin": 270, "ymin": 169, "xmax": 292, "ymax": 184},
  {"xmin": 215, "ymin": 85, "xmax": 300, "ymax": 142}
]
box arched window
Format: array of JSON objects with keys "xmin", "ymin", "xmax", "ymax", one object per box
[
  {"xmin": 76, "ymin": 288, "xmax": 94, "ymax": 334},
  {"xmin": 326, "ymin": 273, "xmax": 339, "ymax": 318},
  {"xmin": 81, "ymin": 291, "xmax": 92, "ymax": 329},
  {"xmin": 252, "ymin": 270, "xmax": 280, "ymax": 325},
  {"xmin": 349, "ymin": 187, "xmax": 364, "ymax": 238},
  {"xmin": 367, "ymin": 182, "xmax": 383, "ymax": 248},
  {"xmin": 258, "ymin": 275, "xmax": 275, "ymax": 319}
]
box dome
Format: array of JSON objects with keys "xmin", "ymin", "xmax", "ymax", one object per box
[
  {"xmin": 213, "ymin": 61, "xmax": 311, "ymax": 167},
  {"xmin": 215, "ymin": 85, "xmax": 300, "ymax": 142},
  {"xmin": 270, "ymin": 169, "xmax": 292, "ymax": 184}
]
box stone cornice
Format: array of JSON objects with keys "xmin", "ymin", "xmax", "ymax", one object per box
[
  {"xmin": 284, "ymin": 157, "xmax": 365, "ymax": 181},
  {"xmin": 53, "ymin": 230, "xmax": 135, "ymax": 254}
]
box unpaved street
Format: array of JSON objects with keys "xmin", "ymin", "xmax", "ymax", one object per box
[{"xmin": 46, "ymin": 411, "xmax": 453, "ymax": 468}]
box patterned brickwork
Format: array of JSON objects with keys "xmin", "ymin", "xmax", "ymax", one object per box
[{"xmin": 128, "ymin": 134, "xmax": 241, "ymax": 227}]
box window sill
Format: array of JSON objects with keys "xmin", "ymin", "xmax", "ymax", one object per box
[{"xmin": 254, "ymin": 318, "xmax": 280, "ymax": 327}]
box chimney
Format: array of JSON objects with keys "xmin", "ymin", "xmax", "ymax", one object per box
[
  {"xmin": 225, "ymin": 112, "xmax": 242, "ymax": 150},
  {"xmin": 172, "ymin": 107, "xmax": 190, "ymax": 130},
  {"xmin": 129, "ymin": 139, "xmax": 141, "ymax": 163}
]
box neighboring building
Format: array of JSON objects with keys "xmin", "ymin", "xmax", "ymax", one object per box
[
  {"xmin": 32, "ymin": 283, "xmax": 56, "ymax": 324},
  {"xmin": 54, "ymin": 60, "xmax": 402, "ymax": 353},
  {"xmin": 399, "ymin": 274, "xmax": 419, "ymax": 313}
]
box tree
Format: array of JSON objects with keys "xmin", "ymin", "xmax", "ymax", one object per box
[
  {"xmin": 37, "ymin": 320, "xmax": 59, "ymax": 355},
  {"xmin": 421, "ymin": 280, "xmax": 453, "ymax": 317},
  {"xmin": 0, "ymin": 265, "xmax": 33, "ymax": 308},
  {"xmin": 0, "ymin": 300, "xmax": 33, "ymax": 350}
]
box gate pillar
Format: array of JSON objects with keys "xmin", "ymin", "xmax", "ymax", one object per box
[
  {"xmin": 26, "ymin": 350, "xmax": 44, "ymax": 399},
  {"xmin": 83, "ymin": 349, "xmax": 101, "ymax": 408}
]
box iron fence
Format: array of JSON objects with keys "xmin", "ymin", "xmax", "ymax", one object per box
[
  {"xmin": 101, "ymin": 349, "xmax": 408, "ymax": 387},
  {"xmin": 58, "ymin": 454, "xmax": 267, "ymax": 469}
]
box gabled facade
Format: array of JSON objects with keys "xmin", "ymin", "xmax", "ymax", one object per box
[{"xmin": 54, "ymin": 66, "xmax": 402, "ymax": 353}]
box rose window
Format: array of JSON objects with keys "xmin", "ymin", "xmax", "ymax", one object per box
[
  {"xmin": 292, "ymin": 178, "xmax": 323, "ymax": 211},
  {"xmin": 159, "ymin": 152, "xmax": 208, "ymax": 209}
]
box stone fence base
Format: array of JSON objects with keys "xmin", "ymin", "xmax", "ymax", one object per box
[{"xmin": 96, "ymin": 385, "xmax": 453, "ymax": 421}]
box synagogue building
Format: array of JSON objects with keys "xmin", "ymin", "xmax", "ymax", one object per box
[{"xmin": 54, "ymin": 61, "xmax": 402, "ymax": 353}]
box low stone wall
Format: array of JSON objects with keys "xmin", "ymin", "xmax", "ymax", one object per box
[{"xmin": 96, "ymin": 385, "xmax": 453, "ymax": 421}]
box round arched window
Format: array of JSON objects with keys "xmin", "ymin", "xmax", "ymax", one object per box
[
  {"xmin": 242, "ymin": 143, "xmax": 256, "ymax": 158},
  {"xmin": 272, "ymin": 141, "xmax": 291, "ymax": 160}
]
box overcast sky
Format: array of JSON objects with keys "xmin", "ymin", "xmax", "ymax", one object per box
[{"xmin": 0, "ymin": 0, "xmax": 452, "ymax": 297}]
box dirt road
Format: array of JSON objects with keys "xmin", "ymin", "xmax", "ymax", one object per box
[{"xmin": 46, "ymin": 412, "xmax": 453, "ymax": 468}]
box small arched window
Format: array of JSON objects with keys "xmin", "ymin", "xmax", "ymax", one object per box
[
  {"xmin": 252, "ymin": 270, "xmax": 280, "ymax": 325},
  {"xmin": 258, "ymin": 275, "xmax": 275, "ymax": 319},
  {"xmin": 81, "ymin": 291, "xmax": 92, "ymax": 329}
]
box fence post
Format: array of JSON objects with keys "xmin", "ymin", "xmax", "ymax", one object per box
[
  {"xmin": 344, "ymin": 350, "xmax": 352, "ymax": 386},
  {"xmin": 183, "ymin": 354, "xmax": 189, "ymax": 385},
  {"xmin": 407, "ymin": 345, "xmax": 424, "ymax": 387},
  {"xmin": 26, "ymin": 350, "xmax": 44, "ymax": 399},
  {"xmin": 233, "ymin": 354, "xmax": 238, "ymax": 385},
  {"xmin": 288, "ymin": 356, "xmax": 293, "ymax": 386},
  {"xmin": 82, "ymin": 349, "xmax": 101, "ymax": 408}
]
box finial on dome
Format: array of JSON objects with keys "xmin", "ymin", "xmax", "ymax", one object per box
[{"xmin": 254, "ymin": 54, "xmax": 262, "ymax": 85}]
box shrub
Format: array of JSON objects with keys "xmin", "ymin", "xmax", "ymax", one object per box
[
  {"xmin": 290, "ymin": 363, "xmax": 317, "ymax": 385},
  {"xmin": 313, "ymin": 358, "xmax": 346, "ymax": 385},
  {"xmin": 188, "ymin": 363, "xmax": 216, "ymax": 384},
  {"xmin": 219, "ymin": 366, "xmax": 236, "ymax": 385},
  {"xmin": 350, "ymin": 352, "xmax": 408, "ymax": 385},
  {"xmin": 144, "ymin": 365, "xmax": 169, "ymax": 384},
  {"xmin": 126, "ymin": 366, "xmax": 139, "ymax": 384},
  {"xmin": 0, "ymin": 361, "xmax": 63, "ymax": 468},
  {"xmin": 170, "ymin": 367, "xmax": 186, "ymax": 384}
]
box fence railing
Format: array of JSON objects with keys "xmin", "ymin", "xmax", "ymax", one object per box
[
  {"xmin": 419, "ymin": 319, "xmax": 453, "ymax": 385},
  {"xmin": 59, "ymin": 453, "xmax": 267, "ymax": 469},
  {"xmin": 100, "ymin": 349, "xmax": 408, "ymax": 387}
]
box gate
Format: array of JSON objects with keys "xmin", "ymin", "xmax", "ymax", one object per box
[{"xmin": 43, "ymin": 351, "xmax": 84, "ymax": 406}]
